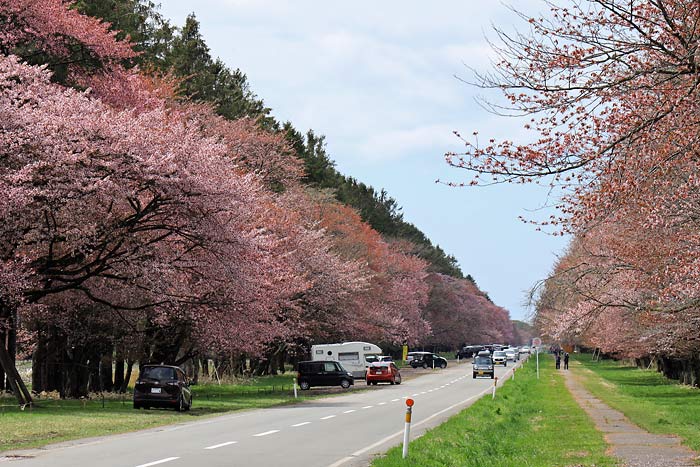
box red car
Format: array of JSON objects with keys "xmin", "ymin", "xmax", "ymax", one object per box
[{"xmin": 366, "ymin": 362, "xmax": 402, "ymax": 385}]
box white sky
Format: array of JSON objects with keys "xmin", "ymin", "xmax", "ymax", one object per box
[{"xmin": 158, "ymin": 0, "xmax": 569, "ymax": 321}]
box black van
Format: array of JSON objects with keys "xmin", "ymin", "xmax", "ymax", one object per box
[{"xmin": 297, "ymin": 360, "xmax": 354, "ymax": 390}]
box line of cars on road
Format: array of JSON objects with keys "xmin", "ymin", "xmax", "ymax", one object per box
[{"xmin": 471, "ymin": 345, "xmax": 531, "ymax": 379}]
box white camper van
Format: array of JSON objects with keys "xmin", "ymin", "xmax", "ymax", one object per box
[{"xmin": 311, "ymin": 342, "xmax": 382, "ymax": 379}]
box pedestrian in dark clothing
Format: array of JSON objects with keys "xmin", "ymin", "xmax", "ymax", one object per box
[
  {"xmin": 564, "ymin": 352, "xmax": 569, "ymax": 370},
  {"xmin": 555, "ymin": 353, "xmax": 561, "ymax": 369}
]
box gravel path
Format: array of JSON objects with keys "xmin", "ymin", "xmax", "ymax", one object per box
[{"xmin": 564, "ymin": 364, "xmax": 698, "ymax": 467}]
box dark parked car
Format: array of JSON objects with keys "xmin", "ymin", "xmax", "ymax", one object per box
[
  {"xmin": 409, "ymin": 352, "xmax": 448, "ymax": 369},
  {"xmin": 134, "ymin": 364, "xmax": 192, "ymax": 411},
  {"xmin": 473, "ymin": 355, "xmax": 495, "ymax": 379},
  {"xmin": 455, "ymin": 345, "xmax": 484, "ymax": 359},
  {"xmin": 297, "ymin": 360, "xmax": 354, "ymax": 390}
]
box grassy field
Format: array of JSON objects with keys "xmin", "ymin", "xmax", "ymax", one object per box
[
  {"xmin": 572, "ymin": 354, "xmax": 700, "ymax": 452},
  {"xmin": 372, "ymin": 356, "xmax": 618, "ymax": 467},
  {"xmin": 0, "ymin": 374, "xmax": 328, "ymax": 452}
]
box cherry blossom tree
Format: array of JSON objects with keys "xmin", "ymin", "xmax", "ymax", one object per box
[{"xmin": 448, "ymin": 0, "xmax": 700, "ymax": 373}]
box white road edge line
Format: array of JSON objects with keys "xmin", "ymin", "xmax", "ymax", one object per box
[
  {"xmin": 321, "ymin": 415, "xmax": 336, "ymax": 420},
  {"xmin": 204, "ymin": 441, "xmax": 237, "ymax": 450},
  {"xmin": 292, "ymin": 422, "xmax": 311, "ymax": 427},
  {"xmin": 135, "ymin": 458, "xmax": 180, "ymax": 467},
  {"xmin": 326, "ymin": 385, "xmax": 494, "ymax": 467},
  {"xmin": 253, "ymin": 430, "xmax": 279, "ymax": 437}
]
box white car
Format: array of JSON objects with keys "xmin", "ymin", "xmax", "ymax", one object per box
[
  {"xmin": 505, "ymin": 349, "xmax": 517, "ymax": 361},
  {"xmin": 492, "ymin": 350, "xmax": 507, "ymax": 366},
  {"xmin": 519, "ymin": 346, "xmax": 531, "ymax": 354}
]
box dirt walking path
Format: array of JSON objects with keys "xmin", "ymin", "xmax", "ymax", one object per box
[{"xmin": 563, "ymin": 364, "xmax": 698, "ymax": 467}]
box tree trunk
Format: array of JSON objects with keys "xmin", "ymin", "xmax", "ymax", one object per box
[
  {"xmin": 64, "ymin": 346, "xmax": 89, "ymax": 398},
  {"xmin": 113, "ymin": 346, "xmax": 125, "ymax": 392},
  {"xmin": 119, "ymin": 359, "xmax": 134, "ymax": 393},
  {"xmin": 88, "ymin": 351, "xmax": 101, "ymax": 393},
  {"xmin": 100, "ymin": 345, "xmax": 113, "ymax": 392},
  {"xmin": 32, "ymin": 326, "xmax": 64, "ymax": 394},
  {"xmin": 0, "ymin": 341, "xmax": 32, "ymax": 406}
]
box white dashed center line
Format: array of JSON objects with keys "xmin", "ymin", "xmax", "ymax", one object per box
[
  {"xmin": 135, "ymin": 458, "xmax": 180, "ymax": 467},
  {"xmin": 343, "ymin": 409, "xmax": 356, "ymax": 413},
  {"xmin": 391, "ymin": 398, "xmax": 400, "ymax": 402},
  {"xmin": 320, "ymin": 415, "xmax": 336, "ymax": 420},
  {"xmin": 204, "ymin": 441, "xmax": 237, "ymax": 450},
  {"xmin": 253, "ymin": 430, "xmax": 279, "ymax": 437},
  {"xmin": 292, "ymin": 422, "xmax": 311, "ymax": 427},
  {"xmin": 361, "ymin": 405, "xmax": 373, "ymax": 409}
]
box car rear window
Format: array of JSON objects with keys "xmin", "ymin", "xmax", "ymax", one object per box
[
  {"xmin": 475, "ymin": 357, "xmax": 492, "ymax": 365},
  {"xmin": 141, "ymin": 366, "xmax": 176, "ymax": 381}
]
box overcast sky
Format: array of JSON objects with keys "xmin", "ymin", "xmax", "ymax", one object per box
[{"xmin": 158, "ymin": 0, "xmax": 569, "ymax": 322}]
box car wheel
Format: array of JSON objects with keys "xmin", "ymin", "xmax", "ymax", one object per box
[
  {"xmin": 340, "ymin": 379, "xmax": 351, "ymax": 389},
  {"xmin": 299, "ymin": 380, "xmax": 310, "ymax": 390},
  {"xmin": 371, "ymin": 381, "xmax": 378, "ymax": 386},
  {"xmin": 440, "ymin": 361, "xmax": 447, "ymax": 369},
  {"xmin": 390, "ymin": 377, "xmax": 395, "ymax": 385},
  {"xmin": 396, "ymin": 375, "xmax": 401, "ymax": 385},
  {"xmin": 473, "ymin": 372, "xmax": 476, "ymax": 379},
  {"xmin": 422, "ymin": 362, "xmax": 428, "ymax": 369},
  {"xmin": 490, "ymin": 373, "xmax": 494, "ymax": 379},
  {"xmin": 133, "ymin": 402, "xmax": 141, "ymax": 410},
  {"xmin": 367, "ymin": 380, "xmax": 372, "ymax": 386},
  {"xmin": 176, "ymin": 395, "xmax": 185, "ymax": 412}
]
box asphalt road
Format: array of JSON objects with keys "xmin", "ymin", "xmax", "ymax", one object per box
[{"xmin": 5, "ymin": 359, "xmax": 523, "ymax": 467}]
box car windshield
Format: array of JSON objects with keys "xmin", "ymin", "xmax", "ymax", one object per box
[
  {"xmin": 493, "ymin": 351, "xmax": 506, "ymax": 357},
  {"xmin": 474, "ymin": 357, "xmax": 491, "ymax": 365},
  {"xmin": 141, "ymin": 366, "xmax": 176, "ymax": 381}
]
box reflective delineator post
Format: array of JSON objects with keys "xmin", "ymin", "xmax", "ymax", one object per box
[
  {"xmin": 492, "ymin": 376, "xmax": 498, "ymax": 399},
  {"xmin": 536, "ymin": 348, "xmax": 540, "ymax": 380},
  {"xmin": 513, "ymin": 367, "xmax": 516, "ymax": 381},
  {"xmin": 293, "ymin": 377, "xmax": 298, "ymax": 399},
  {"xmin": 402, "ymin": 398, "xmax": 414, "ymax": 459}
]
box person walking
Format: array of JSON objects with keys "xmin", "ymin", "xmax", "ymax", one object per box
[
  {"xmin": 564, "ymin": 352, "xmax": 569, "ymax": 370},
  {"xmin": 555, "ymin": 353, "xmax": 561, "ymax": 369}
]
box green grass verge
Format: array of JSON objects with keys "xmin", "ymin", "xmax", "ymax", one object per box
[
  {"xmin": 572, "ymin": 354, "xmax": 700, "ymax": 452},
  {"xmin": 0, "ymin": 374, "xmax": 324, "ymax": 452},
  {"xmin": 372, "ymin": 357, "xmax": 618, "ymax": 467}
]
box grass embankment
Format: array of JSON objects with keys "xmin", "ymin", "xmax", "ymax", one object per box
[
  {"xmin": 573, "ymin": 354, "xmax": 700, "ymax": 452},
  {"xmin": 372, "ymin": 356, "xmax": 618, "ymax": 467},
  {"xmin": 0, "ymin": 374, "xmax": 311, "ymax": 452}
]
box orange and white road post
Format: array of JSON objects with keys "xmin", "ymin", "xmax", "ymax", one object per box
[
  {"xmin": 492, "ymin": 376, "xmax": 498, "ymax": 399},
  {"xmin": 402, "ymin": 398, "xmax": 414, "ymax": 459}
]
